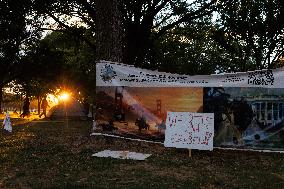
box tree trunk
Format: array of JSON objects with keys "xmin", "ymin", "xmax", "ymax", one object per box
[
  {"xmin": 124, "ymin": 25, "xmax": 152, "ymax": 67},
  {"xmin": 37, "ymin": 95, "xmax": 41, "ymax": 115},
  {"xmin": 0, "ymin": 85, "xmax": 3, "ymax": 113},
  {"xmin": 94, "ymin": 0, "xmax": 123, "ymax": 113},
  {"xmin": 95, "ymin": 0, "xmax": 123, "ymax": 62}
]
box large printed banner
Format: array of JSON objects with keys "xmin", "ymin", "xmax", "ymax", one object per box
[
  {"xmin": 96, "ymin": 61, "xmax": 284, "ymax": 88},
  {"xmin": 96, "ymin": 61, "xmax": 284, "ymax": 150},
  {"xmin": 164, "ymin": 112, "xmax": 214, "ymax": 150}
]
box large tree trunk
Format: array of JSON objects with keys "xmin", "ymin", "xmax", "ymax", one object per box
[
  {"xmin": 92, "ymin": 0, "xmax": 123, "ymax": 118},
  {"xmin": 124, "ymin": 24, "xmax": 152, "ymax": 67},
  {"xmin": 95, "ymin": 0, "xmax": 123, "ymax": 62}
]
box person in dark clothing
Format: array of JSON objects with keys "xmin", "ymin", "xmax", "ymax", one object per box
[
  {"xmin": 20, "ymin": 97, "xmax": 30, "ymax": 118},
  {"xmin": 39, "ymin": 96, "xmax": 49, "ymax": 118},
  {"xmin": 102, "ymin": 120, "xmax": 118, "ymax": 131},
  {"xmin": 233, "ymin": 98, "xmax": 253, "ymax": 132}
]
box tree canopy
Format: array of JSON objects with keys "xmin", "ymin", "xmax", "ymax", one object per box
[
  {"xmin": 32, "ymin": 0, "xmax": 219, "ymax": 66},
  {"xmin": 0, "ymin": 0, "xmax": 39, "ymax": 111},
  {"xmin": 1, "ymin": 0, "xmax": 284, "ymax": 112},
  {"xmin": 213, "ymin": 0, "xmax": 284, "ymax": 71}
]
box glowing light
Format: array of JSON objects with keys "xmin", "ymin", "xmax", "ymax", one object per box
[
  {"xmin": 47, "ymin": 94, "xmax": 59, "ymax": 107},
  {"xmin": 59, "ymin": 92, "xmax": 70, "ymax": 101}
]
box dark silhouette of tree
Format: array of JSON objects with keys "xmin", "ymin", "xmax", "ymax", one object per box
[
  {"xmin": 0, "ymin": 0, "xmax": 40, "ymax": 112},
  {"xmin": 147, "ymin": 16, "xmax": 232, "ymax": 74},
  {"xmin": 213, "ymin": 0, "xmax": 284, "ymax": 71},
  {"xmin": 15, "ymin": 36, "xmax": 65, "ymax": 113},
  {"xmin": 32, "ymin": 0, "xmax": 219, "ymax": 67},
  {"xmin": 120, "ymin": 0, "xmax": 218, "ymax": 67}
]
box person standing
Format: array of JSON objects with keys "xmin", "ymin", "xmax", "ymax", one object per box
[
  {"xmin": 3, "ymin": 111, "xmax": 12, "ymax": 133},
  {"xmin": 20, "ymin": 97, "xmax": 30, "ymax": 118},
  {"xmin": 39, "ymin": 96, "xmax": 49, "ymax": 118}
]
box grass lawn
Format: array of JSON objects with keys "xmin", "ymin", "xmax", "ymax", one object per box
[{"xmin": 0, "ymin": 118, "xmax": 284, "ymax": 189}]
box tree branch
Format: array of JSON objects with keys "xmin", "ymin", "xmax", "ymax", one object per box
[
  {"xmin": 74, "ymin": 0, "xmax": 96, "ymax": 20},
  {"xmin": 76, "ymin": 11, "xmax": 95, "ymax": 30},
  {"xmin": 154, "ymin": 0, "xmax": 218, "ymax": 39},
  {"xmin": 45, "ymin": 10, "xmax": 96, "ymax": 50}
]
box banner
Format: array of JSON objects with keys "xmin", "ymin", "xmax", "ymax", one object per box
[
  {"xmin": 96, "ymin": 61, "xmax": 284, "ymax": 88},
  {"xmin": 96, "ymin": 61, "xmax": 284, "ymax": 150}
]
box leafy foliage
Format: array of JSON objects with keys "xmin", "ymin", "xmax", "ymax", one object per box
[
  {"xmin": 148, "ymin": 16, "xmax": 233, "ymax": 74},
  {"xmin": 0, "ymin": 0, "xmax": 42, "ymax": 111},
  {"xmin": 213, "ymin": 0, "xmax": 284, "ymax": 71},
  {"xmin": 31, "ymin": 0, "xmax": 218, "ymax": 67},
  {"xmin": 120, "ymin": 0, "xmax": 218, "ymax": 67},
  {"xmin": 41, "ymin": 30, "xmax": 96, "ymax": 101},
  {"xmin": 0, "ymin": 0, "xmax": 31, "ymax": 85}
]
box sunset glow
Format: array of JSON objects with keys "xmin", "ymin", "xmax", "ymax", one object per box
[
  {"xmin": 59, "ymin": 92, "xmax": 70, "ymax": 101},
  {"xmin": 47, "ymin": 94, "xmax": 59, "ymax": 107}
]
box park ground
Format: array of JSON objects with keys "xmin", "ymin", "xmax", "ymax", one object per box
[{"xmin": 0, "ymin": 116, "xmax": 284, "ymax": 189}]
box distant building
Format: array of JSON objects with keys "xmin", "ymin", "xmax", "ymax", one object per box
[{"xmin": 247, "ymin": 95, "xmax": 284, "ymax": 127}]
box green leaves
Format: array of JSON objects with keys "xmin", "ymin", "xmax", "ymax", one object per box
[{"xmin": 215, "ymin": 0, "xmax": 284, "ymax": 71}]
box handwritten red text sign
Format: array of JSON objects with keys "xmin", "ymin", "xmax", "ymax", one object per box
[{"xmin": 164, "ymin": 112, "xmax": 214, "ymax": 151}]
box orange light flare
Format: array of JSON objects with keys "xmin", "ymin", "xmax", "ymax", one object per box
[{"xmin": 58, "ymin": 92, "xmax": 71, "ymax": 102}]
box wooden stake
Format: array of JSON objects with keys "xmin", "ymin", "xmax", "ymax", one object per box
[{"xmin": 188, "ymin": 149, "xmax": 192, "ymax": 157}]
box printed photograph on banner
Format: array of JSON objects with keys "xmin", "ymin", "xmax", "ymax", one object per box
[
  {"xmin": 95, "ymin": 86, "xmax": 203, "ymax": 140},
  {"xmin": 203, "ymin": 87, "xmax": 284, "ymax": 149}
]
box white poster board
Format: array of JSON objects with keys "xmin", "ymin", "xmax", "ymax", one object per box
[{"xmin": 164, "ymin": 112, "xmax": 214, "ymax": 151}]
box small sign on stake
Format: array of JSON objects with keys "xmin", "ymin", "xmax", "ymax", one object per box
[{"xmin": 164, "ymin": 112, "xmax": 214, "ymax": 156}]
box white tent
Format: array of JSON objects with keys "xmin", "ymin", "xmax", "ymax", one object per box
[{"xmin": 47, "ymin": 97, "xmax": 87, "ymax": 120}]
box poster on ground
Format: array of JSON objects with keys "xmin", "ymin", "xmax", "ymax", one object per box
[{"xmin": 96, "ymin": 61, "xmax": 284, "ymax": 150}]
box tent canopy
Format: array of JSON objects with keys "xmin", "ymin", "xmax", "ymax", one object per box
[{"xmin": 47, "ymin": 97, "xmax": 87, "ymax": 120}]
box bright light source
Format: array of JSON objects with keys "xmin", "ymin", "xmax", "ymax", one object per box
[{"xmin": 59, "ymin": 93, "xmax": 70, "ymax": 101}]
